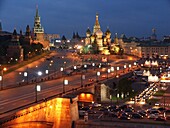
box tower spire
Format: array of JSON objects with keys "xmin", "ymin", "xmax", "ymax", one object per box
[
  {"xmin": 36, "ymin": 5, "xmax": 39, "ymax": 17},
  {"xmin": 95, "ymin": 13, "xmax": 99, "ymax": 26},
  {"xmin": 93, "ymin": 13, "xmax": 101, "ymax": 34}
]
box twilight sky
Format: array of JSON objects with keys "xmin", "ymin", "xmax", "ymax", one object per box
[{"xmin": 1, "ymin": 0, "xmax": 170, "ymax": 39}]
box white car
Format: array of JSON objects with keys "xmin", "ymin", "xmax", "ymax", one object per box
[{"xmin": 147, "ymin": 113, "xmax": 159, "ymax": 119}]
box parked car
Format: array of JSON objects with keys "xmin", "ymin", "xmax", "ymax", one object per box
[
  {"xmin": 118, "ymin": 115, "xmax": 131, "ymax": 120},
  {"xmin": 154, "ymin": 116, "xmax": 166, "ymax": 121},
  {"xmin": 131, "ymin": 113, "xmax": 143, "ymax": 119},
  {"xmin": 147, "ymin": 114, "xmax": 159, "ymax": 119}
]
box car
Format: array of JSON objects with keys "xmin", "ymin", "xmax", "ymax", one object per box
[
  {"xmin": 118, "ymin": 115, "xmax": 131, "ymax": 120},
  {"xmin": 154, "ymin": 116, "xmax": 166, "ymax": 121},
  {"xmin": 121, "ymin": 112, "xmax": 131, "ymax": 118},
  {"xmin": 109, "ymin": 112, "xmax": 118, "ymax": 118},
  {"xmin": 147, "ymin": 114, "xmax": 159, "ymax": 119},
  {"xmin": 124, "ymin": 108, "xmax": 134, "ymax": 113},
  {"xmin": 157, "ymin": 107, "xmax": 166, "ymax": 112},
  {"xmin": 131, "ymin": 113, "xmax": 143, "ymax": 119},
  {"xmin": 101, "ymin": 75, "xmax": 106, "ymax": 78},
  {"xmin": 89, "ymin": 78, "xmax": 94, "ymax": 82}
]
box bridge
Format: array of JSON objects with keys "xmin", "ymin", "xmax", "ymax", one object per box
[{"xmin": 0, "ymin": 71, "xmax": 133, "ymax": 128}]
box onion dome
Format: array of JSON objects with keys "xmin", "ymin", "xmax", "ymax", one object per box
[
  {"xmin": 95, "ymin": 29, "xmax": 103, "ymax": 37},
  {"xmin": 13, "ymin": 29, "xmax": 17, "ymax": 35},
  {"xmin": 105, "ymin": 27, "xmax": 111, "ymax": 35},
  {"xmin": 86, "ymin": 27, "xmax": 91, "ymax": 35}
]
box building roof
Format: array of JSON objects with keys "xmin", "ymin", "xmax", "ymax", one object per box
[{"xmin": 139, "ymin": 42, "xmax": 170, "ymax": 47}]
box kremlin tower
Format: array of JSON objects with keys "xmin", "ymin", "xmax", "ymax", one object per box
[{"xmin": 33, "ymin": 6, "xmax": 49, "ymax": 50}]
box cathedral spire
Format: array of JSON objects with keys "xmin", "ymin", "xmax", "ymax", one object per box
[
  {"xmin": 95, "ymin": 13, "xmax": 100, "ymax": 26},
  {"xmin": 93, "ymin": 13, "xmax": 101, "ymax": 34},
  {"xmin": 36, "ymin": 5, "xmax": 39, "ymax": 17}
]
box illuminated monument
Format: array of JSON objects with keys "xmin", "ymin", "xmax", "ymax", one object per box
[
  {"xmin": 33, "ymin": 6, "xmax": 49, "ymax": 50},
  {"xmin": 85, "ymin": 13, "xmax": 111, "ymax": 55}
]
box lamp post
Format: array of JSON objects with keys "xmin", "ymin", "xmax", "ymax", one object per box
[
  {"xmin": 0, "ymin": 67, "xmax": 7, "ymax": 90},
  {"xmin": 81, "ymin": 74, "xmax": 85, "ymax": 87},
  {"xmin": 35, "ymin": 84, "xmax": 41, "ymax": 102},
  {"xmin": 84, "ymin": 64, "xmax": 87, "ymax": 72},
  {"xmin": 24, "ymin": 71, "xmax": 28, "ymax": 84},
  {"xmin": 60, "ymin": 67, "xmax": 64, "ymax": 76},
  {"xmin": 74, "ymin": 65, "xmax": 77, "ymax": 74},
  {"xmin": 0, "ymin": 75, "xmax": 2, "ymax": 90},
  {"xmin": 96, "ymin": 71, "xmax": 100, "ymax": 82},
  {"xmin": 116, "ymin": 67, "xmax": 119, "ymax": 76},
  {"xmin": 107, "ymin": 68, "xmax": 111, "ymax": 79},
  {"xmin": 92, "ymin": 63, "xmax": 95, "ymax": 70},
  {"xmin": 123, "ymin": 64, "xmax": 126, "ymax": 73},
  {"xmin": 116, "ymin": 75, "xmax": 119, "ymax": 104},
  {"xmin": 45, "ymin": 69, "xmax": 49, "ymax": 80},
  {"xmin": 63, "ymin": 79, "xmax": 68, "ymax": 93}
]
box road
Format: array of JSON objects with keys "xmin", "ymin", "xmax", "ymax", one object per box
[{"xmin": 0, "ymin": 50, "xmax": 138, "ymax": 117}]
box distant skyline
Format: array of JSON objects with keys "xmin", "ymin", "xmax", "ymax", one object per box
[{"xmin": 1, "ymin": 0, "xmax": 170, "ymax": 39}]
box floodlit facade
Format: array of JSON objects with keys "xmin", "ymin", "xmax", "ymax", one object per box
[{"xmin": 85, "ymin": 14, "xmax": 111, "ymax": 55}]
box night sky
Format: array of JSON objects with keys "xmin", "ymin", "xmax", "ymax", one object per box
[{"xmin": 1, "ymin": 0, "xmax": 170, "ymax": 39}]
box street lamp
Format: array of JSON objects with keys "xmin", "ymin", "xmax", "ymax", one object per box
[
  {"xmin": 107, "ymin": 68, "xmax": 111, "ymax": 79},
  {"xmin": 84, "ymin": 64, "xmax": 87, "ymax": 72},
  {"xmin": 73, "ymin": 65, "xmax": 77, "ymax": 74},
  {"xmin": 123, "ymin": 64, "xmax": 126, "ymax": 73},
  {"xmin": 74, "ymin": 65, "xmax": 77, "ymax": 70},
  {"xmin": 116, "ymin": 74, "xmax": 120, "ymax": 104},
  {"xmin": 111, "ymin": 67, "xmax": 114, "ymax": 72},
  {"xmin": 24, "ymin": 71, "xmax": 28, "ymax": 84},
  {"xmin": 0, "ymin": 67, "xmax": 7, "ymax": 90},
  {"xmin": 81, "ymin": 74, "xmax": 85, "ymax": 87},
  {"xmin": 92, "ymin": 63, "xmax": 95, "ymax": 70},
  {"xmin": 45, "ymin": 69, "xmax": 49, "ymax": 80},
  {"xmin": 60, "ymin": 67, "xmax": 64, "ymax": 76},
  {"xmin": 0, "ymin": 75, "xmax": 2, "ymax": 90},
  {"xmin": 63, "ymin": 79, "xmax": 68, "ymax": 93},
  {"xmin": 35, "ymin": 84, "xmax": 41, "ymax": 102},
  {"xmin": 96, "ymin": 71, "xmax": 100, "ymax": 82},
  {"xmin": 129, "ymin": 64, "xmax": 131, "ymax": 71},
  {"xmin": 116, "ymin": 67, "xmax": 119, "ymax": 76},
  {"xmin": 134, "ymin": 62, "xmax": 137, "ymax": 66}
]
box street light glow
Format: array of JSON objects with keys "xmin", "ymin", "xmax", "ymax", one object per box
[
  {"xmin": 111, "ymin": 67, "xmax": 114, "ymax": 72},
  {"xmin": 24, "ymin": 72, "xmax": 28, "ymax": 77},
  {"xmin": 45, "ymin": 70, "xmax": 49, "ymax": 74},
  {"xmin": 0, "ymin": 76, "xmax": 2, "ymax": 81},
  {"xmin": 74, "ymin": 66, "xmax": 77, "ymax": 70},
  {"xmin": 97, "ymin": 71, "xmax": 100, "ymax": 76},
  {"xmin": 37, "ymin": 71, "xmax": 42, "ymax": 76},
  {"xmin": 36, "ymin": 85, "xmax": 41, "ymax": 92},
  {"xmin": 64, "ymin": 79, "xmax": 68, "ymax": 85},
  {"xmin": 60, "ymin": 67, "xmax": 64, "ymax": 72}
]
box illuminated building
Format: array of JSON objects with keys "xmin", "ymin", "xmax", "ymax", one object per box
[
  {"xmin": 139, "ymin": 42, "xmax": 170, "ymax": 59},
  {"xmin": 7, "ymin": 29, "xmax": 24, "ymax": 62},
  {"xmin": 119, "ymin": 35, "xmax": 141, "ymax": 57},
  {"xmin": 33, "ymin": 6, "xmax": 49, "ymax": 50},
  {"xmin": 85, "ymin": 13, "xmax": 111, "ymax": 55}
]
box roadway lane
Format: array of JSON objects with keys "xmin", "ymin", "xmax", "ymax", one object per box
[
  {"xmin": 0, "ymin": 64, "xmax": 136, "ymax": 115},
  {"xmin": 2, "ymin": 50, "xmax": 81, "ymax": 88}
]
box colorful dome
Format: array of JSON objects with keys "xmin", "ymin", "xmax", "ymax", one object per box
[
  {"xmin": 95, "ymin": 29, "xmax": 103, "ymax": 36},
  {"xmin": 86, "ymin": 27, "xmax": 91, "ymax": 34},
  {"xmin": 105, "ymin": 28, "xmax": 111, "ymax": 35}
]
